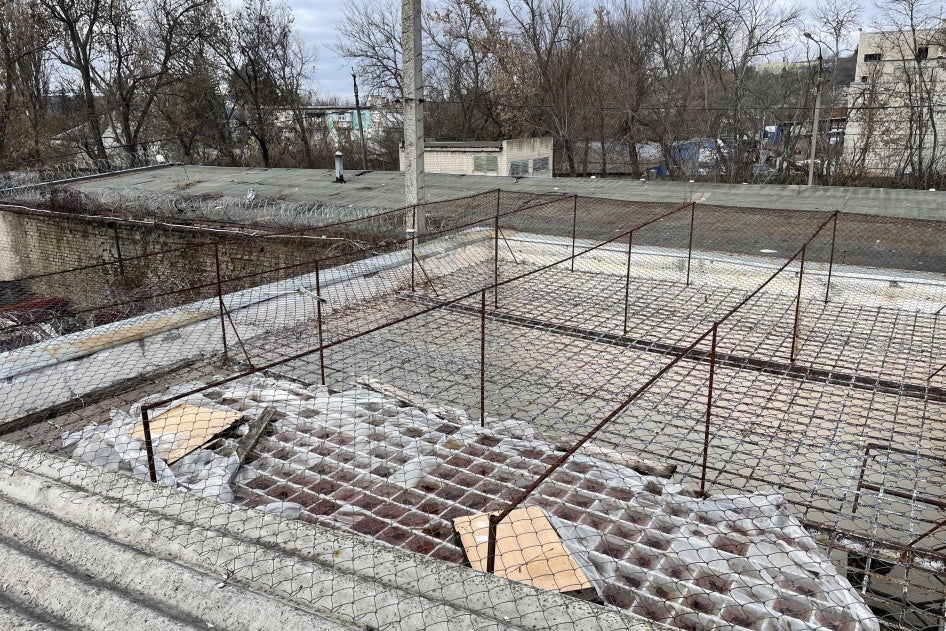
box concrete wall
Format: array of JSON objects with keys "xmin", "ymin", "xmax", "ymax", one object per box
[
  {"xmin": 0, "ymin": 210, "xmax": 212, "ymax": 283},
  {"xmin": 0, "ymin": 209, "xmax": 334, "ymax": 328},
  {"xmin": 499, "ymin": 137, "xmax": 554, "ymax": 177},
  {"xmin": 422, "ymin": 148, "xmax": 502, "ymax": 175},
  {"xmin": 0, "ymin": 211, "xmax": 115, "ymax": 281}
]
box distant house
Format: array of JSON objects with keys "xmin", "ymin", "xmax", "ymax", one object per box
[
  {"xmin": 51, "ymin": 118, "xmax": 164, "ymax": 169},
  {"xmin": 290, "ymin": 96, "xmax": 403, "ymax": 145},
  {"xmin": 401, "ymin": 138, "xmax": 554, "ymax": 178}
]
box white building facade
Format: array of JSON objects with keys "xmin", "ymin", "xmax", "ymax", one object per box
[
  {"xmin": 400, "ymin": 138, "xmax": 554, "ymax": 178},
  {"xmin": 844, "ymin": 28, "xmax": 946, "ymax": 184}
]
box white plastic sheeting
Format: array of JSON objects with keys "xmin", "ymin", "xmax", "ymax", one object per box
[{"xmin": 63, "ymin": 375, "xmax": 879, "ymax": 631}]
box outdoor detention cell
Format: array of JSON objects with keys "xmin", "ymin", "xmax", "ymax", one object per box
[{"xmin": 1, "ymin": 192, "xmax": 945, "ymax": 630}]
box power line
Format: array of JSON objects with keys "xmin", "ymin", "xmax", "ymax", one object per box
[{"xmin": 422, "ymin": 98, "xmax": 946, "ymax": 114}]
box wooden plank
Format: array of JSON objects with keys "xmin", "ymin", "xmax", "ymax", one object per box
[
  {"xmin": 453, "ymin": 506, "xmax": 592, "ymax": 594},
  {"xmin": 226, "ymin": 407, "xmax": 276, "ymax": 487},
  {"xmin": 355, "ymin": 376, "xmax": 466, "ymax": 421},
  {"xmin": 132, "ymin": 404, "xmax": 243, "ymax": 464},
  {"xmin": 540, "ymin": 431, "xmax": 676, "ymax": 478}
]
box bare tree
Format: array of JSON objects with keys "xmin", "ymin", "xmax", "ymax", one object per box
[
  {"xmin": 96, "ymin": 0, "xmax": 210, "ymax": 163},
  {"xmin": 41, "ymin": 0, "xmax": 111, "ymax": 164},
  {"xmin": 596, "ymin": 0, "xmax": 665, "ymax": 177},
  {"xmin": 812, "ymin": 0, "xmax": 861, "ymax": 63},
  {"xmin": 209, "ymin": 0, "xmax": 314, "ymax": 168},
  {"xmin": 804, "ymin": 0, "xmax": 861, "ymax": 181},
  {"xmin": 425, "ymin": 0, "xmax": 500, "ymax": 139},
  {"xmin": 870, "ymin": 0, "xmax": 945, "ymax": 187},
  {"xmin": 844, "ymin": 59, "xmax": 885, "ymax": 181},
  {"xmin": 274, "ymin": 36, "xmax": 319, "ymax": 167},
  {"xmin": 333, "ymin": 0, "xmax": 404, "ymax": 99},
  {"xmin": 470, "ymin": 0, "xmax": 591, "ymax": 175},
  {"xmin": 699, "ymin": 0, "xmax": 802, "ymax": 180},
  {"xmin": 645, "ymin": 0, "xmax": 717, "ymax": 177},
  {"xmin": 153, "ymin": 35, "xmax": 233, "ymax": 163},
  {"xmin": 0, "ymin": 0, "xmax": 53, "ymax": 164}
]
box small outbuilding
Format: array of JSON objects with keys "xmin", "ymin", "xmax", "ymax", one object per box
[{"xmin": 401, "ymin": 138, "xmax": 554, "ymax": 177}]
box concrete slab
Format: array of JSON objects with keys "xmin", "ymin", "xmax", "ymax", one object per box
[
  {"xmin": 0, "ymin": 441, "xmax": 662, "ymax": 631},
  {"xmin": 60, "ymin": 166, "xmax": 946, "ymax": 219}
]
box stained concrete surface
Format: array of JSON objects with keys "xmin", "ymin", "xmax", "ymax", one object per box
[{"xmin": 65, "ymin": 165, "xmax": 946, "ymax": 219}]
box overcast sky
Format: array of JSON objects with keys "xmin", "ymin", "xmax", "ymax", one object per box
[
  {"xmin": 291, "ymin": 0, "xmax": 876, "ymax": 101},
  {"xmin": 289, "ymin": 0, "xmax": 353, "ymax": 99}
]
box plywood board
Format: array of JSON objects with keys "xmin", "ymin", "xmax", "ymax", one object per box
[
  {"xmin": 133, "ymin": 405, "xmax": 243, "ymax": 463},
  {"xmin": 453, "ymin": 505, "xmax": 592, "ymax": 593}
]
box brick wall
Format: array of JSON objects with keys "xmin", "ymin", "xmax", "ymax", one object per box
[
  {"xmin": 0, "ymin": 209, "xmax": 336, "ymax": 323},
  {"xmin": 398, "ymin": 138, "xmax": 554, "ymax": 177},
  {"xmin": 500, "ymin": 138, "xmax": 554, "ymax": 177}
]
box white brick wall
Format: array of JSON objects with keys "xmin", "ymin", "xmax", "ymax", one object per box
[
  {"xmin": 400, "ymin": 137, "xmax": 554, "ymax": 177},
  {"xmin": 500, "ymin": 138, "xmax": 554, "ymax": 177}
]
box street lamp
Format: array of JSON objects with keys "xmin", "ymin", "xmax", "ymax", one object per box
[{"xmin": 804, "ymin": 32, "xmax": 825, "ymax": 187}]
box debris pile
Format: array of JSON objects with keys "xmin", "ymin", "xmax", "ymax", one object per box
[{"xmin": 63, "ymin": 375, "xmax": 878, "ymax": 631}]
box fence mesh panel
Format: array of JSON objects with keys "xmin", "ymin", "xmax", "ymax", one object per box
[{"xmin": 0, "ymin": 189, "xmax": 943, "ymax": 630}]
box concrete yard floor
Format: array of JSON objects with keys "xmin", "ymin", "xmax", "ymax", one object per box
[
  {"xmin": 218, "ymin": 248, "xmax": 946, "ymax": 558},
  {"xmin": 14, "ymin": 243, "xmax": 945, "ymax": 554},
  {"xmin": 5, "ymin": 233, "xmax": 946, "ymax": 629}
]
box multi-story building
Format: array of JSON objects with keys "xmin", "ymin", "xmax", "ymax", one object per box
[{"xmin": 844, "ymin": 28, "xmax": 946, "ymax": 182}]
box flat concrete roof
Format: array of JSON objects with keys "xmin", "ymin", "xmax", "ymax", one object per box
[
  {"xmin": 2, "ymin": 197, "xmax": 943, "ymax": 628},
  {"xmin": 65, "ymin": 165, "xmax": 946, "ymax": 220}
]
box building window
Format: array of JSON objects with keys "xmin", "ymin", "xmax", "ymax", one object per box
[
  {"xmin": 532, "ymin": 157, "xmax": 549, "ymax": 173},
  {"xmin": 509, "ymin": 159, "xmax": 530, "ymax": 176},
  {"xmin": 860, "ymin": 75, "xmax": 868, "ymax": 82},
  {"xmin": 473, "ymin": 155, "xmax": 498, "ymax": 174},
  {"xmin": 916, "ymin": 46, "xmax": 929, "ymax": 60},
  {"xmin": 863, "ymin": 53, "xmax": 881, "ymax": 62}
]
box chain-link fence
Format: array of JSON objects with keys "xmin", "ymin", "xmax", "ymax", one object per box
[{"xmin": 0, "ymin": 189, "xmax": 943, "ymax": 630}]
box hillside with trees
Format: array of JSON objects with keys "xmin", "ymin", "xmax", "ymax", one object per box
[{"xmin": 1, "ymin": 0, "xmax": 943, "ymax": 187}]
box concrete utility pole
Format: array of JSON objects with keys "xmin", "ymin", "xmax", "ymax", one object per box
[
  {"xmin": 804, "ymin": 32, "xmax": 825, "ymax": 188},
  {"xmin": 402, "ymin": 0, "xmax": 426, "ymax": 231}
]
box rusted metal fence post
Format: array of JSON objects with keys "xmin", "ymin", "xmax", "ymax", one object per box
[
  {"xmin": 112, "ymin": 223, "xmax": 125, "ymax": 278},
  {"xmin": 315, "ymin": 260, "xmax": 326, "ymax": 386},
  {"xmin": 493, "ymin": 200, "xmax": 500, "ymax": 309},
  {"xmin": 623, "ymin": 230, "xmax": 634, "ymax": 336},
  {"xmin": 686, "ymin": 202, "xmax": 695, "ymax": 286},
  {"xmin": 486, "ymin": 514, "xmax": 500, "ymax": 574},
  {"xmin": 700, "ymin": 323, "xmax": 718, "ymax": 495},
  {"xmin": 213, "ymin": 243, "xmax": 228, "ymax": 358},
  {"xmin": 480, "ymin": 290, "xmax": 487, "ymax": 428},
  {"xmin": 570, "ymin": 195, "xmax": 578, "ymax": 272},
  {"xmin": 141, "ymin": 409, "xmax": 157, "ymax": 483},
  {"xmin": 825, "ymin": 210, "xmax": 839, "ymax": 303},
  {"xmin": 791, "ymin": 245, "xmax": 807, "ymax": 363},
  {"xmin": 929, "ymin": 360, "xmax": 946, "ymax": 381},
  {"xmin": 908, "ymin": 515, "xmax": 946, "ymax": 548}
]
